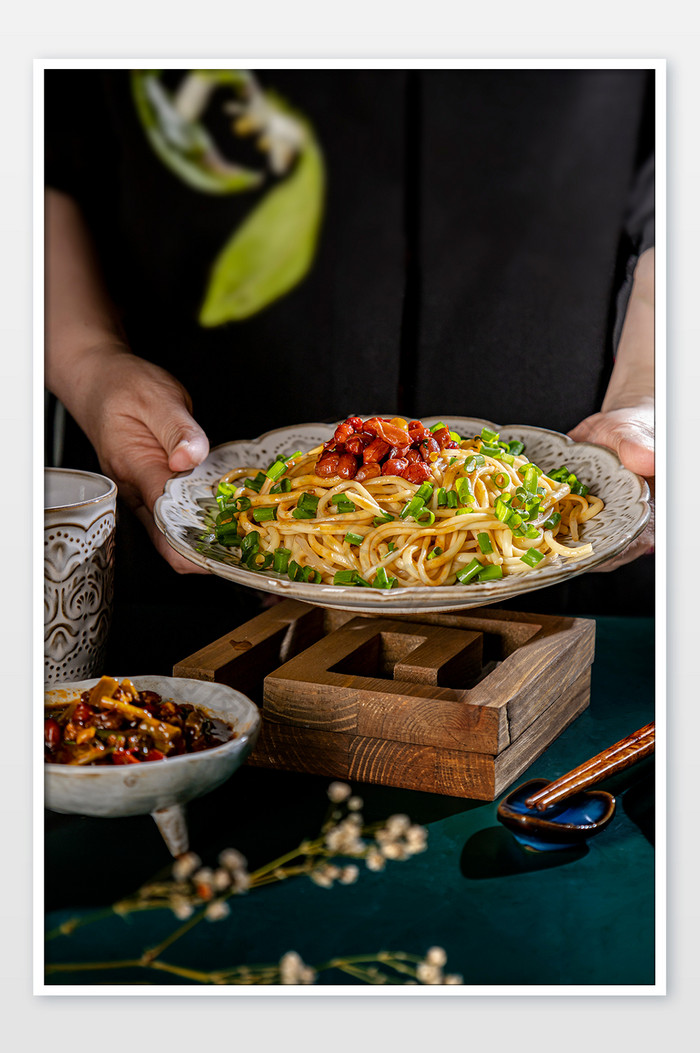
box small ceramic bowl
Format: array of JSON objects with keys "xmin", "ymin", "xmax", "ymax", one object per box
[
  {"xmin": 496, "ymin": 778, "xmax": 616, "ymax": 851},
  {"xmin": 44, "ymin": 675, "xmax": 260, "ymax": 855}
]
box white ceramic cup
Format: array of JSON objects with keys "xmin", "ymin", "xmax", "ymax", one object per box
[{"xmin": 44, "ymin": 468, "xmax": 117, "ymax": 684}]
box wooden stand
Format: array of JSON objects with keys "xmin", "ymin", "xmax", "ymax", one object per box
[{"xmin": 174, "ymin": 600, "xmax": 595, "ymax": 801}]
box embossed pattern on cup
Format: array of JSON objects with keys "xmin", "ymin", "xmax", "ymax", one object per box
[{"xmin": 44, "ymin": 469, "xmax": 117, "ymax": 684}]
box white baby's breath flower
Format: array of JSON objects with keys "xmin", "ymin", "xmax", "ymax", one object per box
[
  {"xmin": 339, "ymin": 865, "xmax": 359, "ymax": 884},
  {"xmin": 193, "ymin": 867, "xmax": 214, "ymax": 886},
  {"xmin": 279, "ymin": 950, "xmax": 314, "ymax": 984},
  {"xmin": 310, "ymin": 869, "xmax": 334, "ymax": 888},
  {"xmin": 279, "ymin": 950, "xmax": 303, "ymax": 983},
  {"xmin": 324, "ymin": 818, "xmax": 365, "ymax": 856},
  {"xmin": 365, "ymin": 847, "xmax": 386, "ymax": 872},
  {"xmin": 171, "ymin": 896, "xmax": 194, "ymax": 920},
  {"xmin": 327, "ymin": 781, "xmax": 352, "ymax": 804},
  {"xmin": 205, "ymin": 900, "xmax": 231, "ymax": 922},
  {"xmin": 347, "ymin": 796, "xmax": 363, "ymax": 811},
  {"xmin": 386, "ymin": 814, "xmax": 411, "ymax": 836},
  {"xmin": 406, "ymin": 825, "xmax": 428, "ymax": 853},
  {"xmin": 426, "ymin": 946, "xmax": 447, "ymax": 968},
  {"xmin": 444, "ymin": 974, "xmax": 463, "ymax": 985},
  {"xmin": 172, "ymin": 852, "xmax": 201, "ymax": 882},
  {"xmin": 417, "ymin": 962, "xmax": 442, "ymax": 985},
  {"xmin": 380, "ymin": 841, "xmax": 408, "ymax": 861},
  {"xmin": 212, "ymin": 867, "xmax": 232, "ymax": 892},
  {"xmin": 218, "ymin": 848, "xmax": 247, "ymax": 873},
  {"xmin": 232, "ymin": 870, "xmax": 250, "ymax": 892}
]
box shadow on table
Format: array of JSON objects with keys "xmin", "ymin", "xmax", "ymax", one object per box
[
  {"xmin": 460, "ymin": 826, "xmax": 588, "ymax": 879},
  {"xmin": 459, "ymin": 761, "xmax": 655, "ymax": 881}
]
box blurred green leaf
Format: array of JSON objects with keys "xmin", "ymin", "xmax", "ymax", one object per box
[
  {"xmin": 199, "ymin": 133, "xmax": 325, "ymax": 324},
  {"xmin": 131, "ymin": 70, "xmax": 262, "ymax": 194}
]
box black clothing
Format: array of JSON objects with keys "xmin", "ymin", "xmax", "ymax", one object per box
[{"xmin": 44, "ymin": 68, "xmax": 655, "ymax": 616}]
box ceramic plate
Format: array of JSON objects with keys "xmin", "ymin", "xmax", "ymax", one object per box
[{"xmin": 153, "ymin": 417, "xmax": 651, "ymax": 614}]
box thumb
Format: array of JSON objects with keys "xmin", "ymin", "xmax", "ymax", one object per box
[
  {"xmin": 144, "ymin": 385, "xmax": 210, "ymax": 472},
  {"xmin": 569, "ymin": 409, "xmax": 654, "ymax": 479}
]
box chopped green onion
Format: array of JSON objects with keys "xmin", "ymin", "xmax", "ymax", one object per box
[
  {"xmin": 271, "ymin": 477, "xmax": 292, "ymax": 494},
  {"xmin": 427, "ymin": 546, "xmax": 443, "ymax": 561},
  {"xmin": 478, "ymin": 564, "xmax": 504, "ymax": 581},
  {"xmin": 292, "ymin": 492, "xmax": 320, "ymax": 519},
  {"xmin": 265, "ymin": 457, "xmax": 288, "ymax": 481},
  {"xmin": 344, "ymin": 532, "xmax": 364, "ymax": 546},
  {"xmin": 480, "ymin": 426, "xmax": 500, "ymax": 443},
  {"xmin": 437, "ymin": 488, "xmax": 448, "ymax": 507},
  {"xmin": 287, "ymin": 560, "xmax": 301, "ymax": 580},
  {"xmin": 429, "ymin": 421, "xmax": 447, "ymax": 433},
  {"xmin": 446, "ymin": 490, "xmax": 460, "ymax": 508},
  {"xmin": 400, "ymin": 496, "xmax": 426, "ymax": 520},
  {"xmin": 524, "ymin": 525, "xmax": 541, "ymax": 539},
  {"xmin": 507, "ymin": 440, "xmax": 525, "ymax": 456},
  {"xmin": 448, "ymin": 456, "xmax": 458, "ymax": 466},
  {"xmin": 252, "ymin": 506, "xmax": 277, "ymax": 523},
  {"xmin": 455, "ymin": 477, "xmax": 474, "ymax": 504},
  {"xmin": 240, "ymin": 531, "xmax": 260, "ymax": 557},
  {"xmin": 456, "ymin": 558, "xmax": 483, "ymax": 584},
  {"xmin": 522, "ymin": 465, "xmax": 543, "ymax": 492},
  {"xmin": 494, "ymin": 496, "xmax": 512, "ymax": 522},
  {"xmin": 477, "ymin": 532, "xmax": 493, "ymax": 554},
  {"xmin": 449, "ymin": 431, "xmax": 462, "ymax": 443},
  {"xmin": 249, "ymin": 551, "xmax": 273, "ymax": 571},
  {"xmin": 479, "ymin": 444, "xmax": 503, "ymax": 458},
  {"xmin": 543, "ymin": 511, "xmax": 562, "ymax": 530},
  {"xmin": 372, "ymin": 566, "xmax": 392, "ymax": 589},
  {"xmin": 415, "ymin": 507, "xmax": 436, "ymax": 525},
  {"xmin": 548, "ymin": 466, "xmax": 570, "ymax": 483},
  {"xmin": 216, "ymin": 482, "xmax": 237, "ymax": 509},
  {"xmin": 465, "ymin": 455, "xmax": 485, "ymax": 471},
  {"xmin": 491, "ymin": 471, "xmax": 509, "ymax": 490},
  {"xmin": 215, "ymin": 524, "xmax": 242, "ymax": 547},
  {"xmin": 332, "ymin": 569, "xmax": 369, "ymax": 587},
  {"xmin": 373, "ymin": 513, "xmax": 394, "ymax": 526},
  {"xmin": 333, "ymin": 497, "xmax": 357, "ymax": 514},
  {"xmin": 244, "ymin": 472, "xmax": 267, "ymax": 493},
  {"xmin": 415, "ymin": 482, "xmax": 434, "ymax": 503},
  {"xmin": 500, "ymin": 452, "xmax": 515, "ymax": 465},
  {"xmin": 520, "ymin": 549, "xmax": 546, "ymax": 567},
  {"xmin": 300, "ymin": 565, "xmax": 322, "ymax": 583},
  {"xmin": 273, "ymin": 547, "xmax": 291, "ymax": 574},
  {"xmin": 215, "ymin": 508, "xmax": 236, "ymax": 528},
  {"xmin": 387, "ymin": 542, "xmax": 396, "ymax": 553}
]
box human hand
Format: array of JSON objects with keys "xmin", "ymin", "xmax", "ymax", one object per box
[
  {"xmin": 568, "ymin": 398, "xmax": 654, "ymax": 572},
  {"xmin": 74, "ymin": 345, "xmax": 211, "ymax": 574}
]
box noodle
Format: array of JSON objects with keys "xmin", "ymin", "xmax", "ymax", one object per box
[{"xmin": 213, "ymin": 417, "xmax": 604, "ymax": 589}]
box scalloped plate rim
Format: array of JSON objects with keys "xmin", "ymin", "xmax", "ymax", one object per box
[{"xmin": 153, "ymin": 417, "xmax": 651, "ymax": 612}]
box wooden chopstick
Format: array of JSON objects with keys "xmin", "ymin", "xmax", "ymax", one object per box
[{"xmin": 524, "ymin": 722, "xmax": 655, "ymax": 812}]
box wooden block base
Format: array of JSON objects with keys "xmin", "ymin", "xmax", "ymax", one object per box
[{"xmin": 174, "ymin": 599, "xmax": 595, "ymax": 801}]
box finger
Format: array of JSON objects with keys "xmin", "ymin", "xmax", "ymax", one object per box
[
  {"xmin": 568, "ymin": 416, "xmax": 654, "ymax": 478},
  {"xmin": 616, "ymin": 434, "xmax": 655, "ymax": 478},
  {"xmin": 138, "ymin": 385, "xmax": 210, "ymax": 472}
]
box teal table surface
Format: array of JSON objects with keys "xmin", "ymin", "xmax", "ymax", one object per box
[{"xmin": 44, "ymin": 614, "xmax": 655, "ymax": 988}]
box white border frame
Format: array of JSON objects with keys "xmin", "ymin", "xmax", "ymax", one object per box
[{"xmin": 34, "ymin": 57, "xmax": 666, "ymax": 997}]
